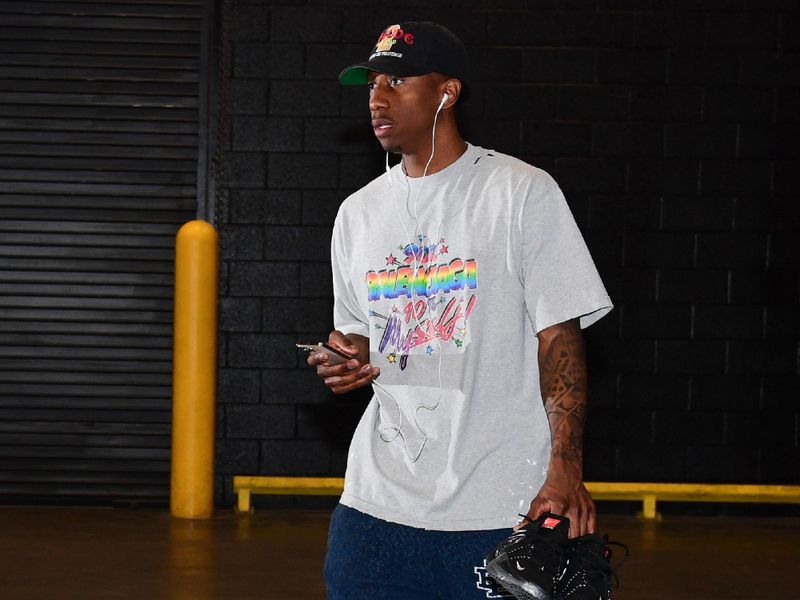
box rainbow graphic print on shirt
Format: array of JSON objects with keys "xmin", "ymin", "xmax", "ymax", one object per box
[{"xmin": 365, "ymin": 235, "xmax": 478, "ymax": 370}]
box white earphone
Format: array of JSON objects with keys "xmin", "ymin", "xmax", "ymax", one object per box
[{"xmin": 375, "ymin": 88, "xmax": 454, "ymax": 462}]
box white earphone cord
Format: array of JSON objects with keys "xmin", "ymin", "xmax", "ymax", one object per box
[{"xmin": 375, "ymin": 93, "xmax": 448, "ymax": 462}]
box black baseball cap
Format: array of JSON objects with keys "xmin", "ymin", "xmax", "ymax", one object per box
[{"xmin": 339, "ymin": 21, "xmax": 469, "ymax": 88}]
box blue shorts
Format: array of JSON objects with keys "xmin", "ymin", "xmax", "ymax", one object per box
[{"xmin": 324, "ymin": 504, "xmax": 514, "ymax": 599}]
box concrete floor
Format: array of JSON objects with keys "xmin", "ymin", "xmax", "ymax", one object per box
[{"xmin": 0, "ymin": 507, "xmax": 797, "ymax": 599}]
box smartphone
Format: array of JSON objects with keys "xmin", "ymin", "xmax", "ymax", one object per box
[{"xmin": 296, "ymin": 342, "xmax": 349, "ymax": 365}]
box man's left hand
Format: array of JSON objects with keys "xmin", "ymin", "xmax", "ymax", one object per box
[{"xmin": 518, "ymin": 458, "xmax": 596, "ymax": 538}]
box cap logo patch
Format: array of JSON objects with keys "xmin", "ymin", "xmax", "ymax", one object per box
[
  {"xmin": 375, "ymin": 24, "xmax": 415, "ymax": 52},
  {"xmin": 542, "ymin": 517, "xmax": 561, "ymax": 529}
]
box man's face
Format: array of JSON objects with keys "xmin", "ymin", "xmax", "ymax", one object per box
[{"xmin": 367, "ymin": 71, "xmax": 444, "ymax": 155}]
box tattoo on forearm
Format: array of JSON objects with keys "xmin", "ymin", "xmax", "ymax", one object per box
[{"xmin": 540, "ymin": 324, "xmax": 587, "ymax": 465}]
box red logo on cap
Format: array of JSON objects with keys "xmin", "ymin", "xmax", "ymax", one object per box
[{"xmin": 376, "ymin": 24, "xmax": 415, "ymax": 49}]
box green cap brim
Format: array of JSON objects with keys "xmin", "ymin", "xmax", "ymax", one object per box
[
  {"xmin": 338, "ymin": 65, "xmax": 373, "ymax": 85},
  {"xmin": 339, "ymin": 57, "xmax": 431, "ymax": 85}
]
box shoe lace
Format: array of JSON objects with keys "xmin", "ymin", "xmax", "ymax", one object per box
[{"xmin": 573, "ymin": 535, "xmax": 629, "ymax": 590}]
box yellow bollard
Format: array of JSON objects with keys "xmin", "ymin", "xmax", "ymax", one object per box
[{"xmin": 171, "ymin": 220, "xmax": 219, "ymax": 519}]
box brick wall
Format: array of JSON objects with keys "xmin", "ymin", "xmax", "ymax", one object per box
[{"xmin": 216, "ymin": 1, "xmax": 799, "ymax": 506}]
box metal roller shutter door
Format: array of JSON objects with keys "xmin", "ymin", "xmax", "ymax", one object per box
[{"xmin": 0, "ymin": 0, "xmax": 208, "ymax": 504}]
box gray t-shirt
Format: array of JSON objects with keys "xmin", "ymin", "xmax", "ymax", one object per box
[{"xmin": 331, "ymin": 143, "xmax": 612, "ymax": 531}]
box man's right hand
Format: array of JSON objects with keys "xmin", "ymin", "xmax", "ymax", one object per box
[{"xmin": 307, "ymin": 331, "xmax": 379, "ymax": 394}]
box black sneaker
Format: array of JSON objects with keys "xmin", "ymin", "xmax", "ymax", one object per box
[
  {"xmin": 486, "ymin": 513, "xmax": 570, "ymax": 600},
  {"xmin": 555, "ymin": 534, "xmax": 628, "ymax": 600}
]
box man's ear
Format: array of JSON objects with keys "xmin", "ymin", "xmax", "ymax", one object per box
[{"xmin": 442, "ymin": 79, "xmax": 462, "ymax": 108}]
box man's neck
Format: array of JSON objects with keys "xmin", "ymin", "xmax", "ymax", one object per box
[{"xmin": 401, "ymin": 130, "xmax": 467, "ymax": 178}]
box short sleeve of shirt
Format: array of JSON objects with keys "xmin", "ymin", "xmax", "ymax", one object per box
[
  {"xmin": 520, "ymin": 173, "xmax": 613, "ymax": 334},
  {"xmin": 331, "ymin": 212, "xmax": 370, "ymax": 338}
]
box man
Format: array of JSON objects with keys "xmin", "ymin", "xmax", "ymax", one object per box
[{"xmin": 307, "ymin": 21, "xmax": 613, "ymax": 600}]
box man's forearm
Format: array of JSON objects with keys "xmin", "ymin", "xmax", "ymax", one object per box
[
  {"xmin": 523, "ymin": 319, "xmax": 595, "ymax": 535},
  {"xmin": 537, "ymin": 319, "xmax": 587, "ymax": 473}
]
